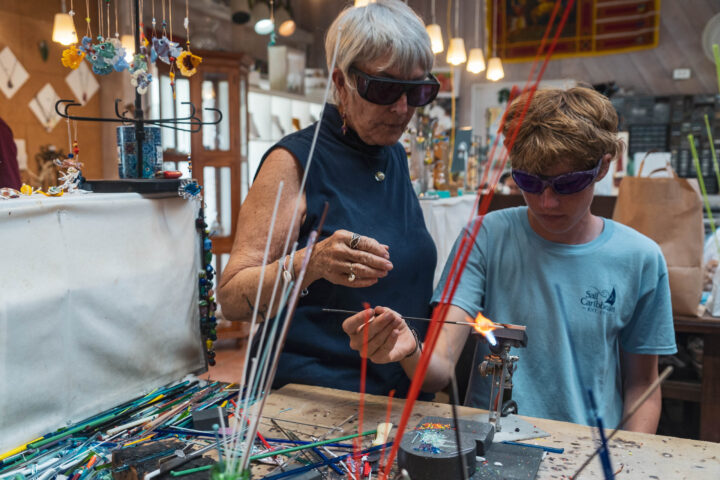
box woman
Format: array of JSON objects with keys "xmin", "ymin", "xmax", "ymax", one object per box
[{"xmin": 218, "ymin": 0, "xmax": 441, "ymax": 397}]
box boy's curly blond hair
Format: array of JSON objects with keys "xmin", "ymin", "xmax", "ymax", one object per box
[{"xmin": 502, "ymin": 87, "xmax": 622, "ymax": 174}]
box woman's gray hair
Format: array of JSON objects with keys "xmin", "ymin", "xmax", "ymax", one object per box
[{"xmin": 325, "ymin": 0, "xmax": 434, "ymax": 103}]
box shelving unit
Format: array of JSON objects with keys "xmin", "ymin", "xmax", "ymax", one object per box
[
  {"xmin": 247, "ymin": 86, "xmax": 324, "ymax": 190},
  {"xmin": 611, "ymin": 94, "xmax": 720, "ymax": 193}
]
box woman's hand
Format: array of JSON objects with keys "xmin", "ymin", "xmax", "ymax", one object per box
[
  {"xmin": 307, "ymin": 230, "xmax": 393, "ymax": 288},
  {"xmin": 342, "ymin": 306, "xmax": 417, "ymax": 364}
]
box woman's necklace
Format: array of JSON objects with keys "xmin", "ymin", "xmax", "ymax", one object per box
[{"xmin": 0, "ymin": 56, "xmax": 18, "ymax": 89}]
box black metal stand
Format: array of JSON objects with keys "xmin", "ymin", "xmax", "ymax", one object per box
[{"xmin": 54, "ymin": 0, "xmax": 221, "ymax": 181}]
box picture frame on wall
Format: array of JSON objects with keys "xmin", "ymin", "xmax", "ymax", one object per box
[
  {"xmin": 432, "ymin": 67, "xmax": 461, "ymax": 98},
  {"xmin": 489, "ymin": 0, "xmax": 660, "ymax": 61}
]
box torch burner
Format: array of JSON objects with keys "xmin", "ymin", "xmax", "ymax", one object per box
[{"xmin": 473, "ymin": 324, "xmax": 527, "ymax": 432}]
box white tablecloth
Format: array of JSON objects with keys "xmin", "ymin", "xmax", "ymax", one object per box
[
  {"xmin": 420, "ymin": 195, "xmax": 478, "ymax": 287},
  {"xmin": 0, "ymin": 192, "xmax": 205, "ymax": 453}
]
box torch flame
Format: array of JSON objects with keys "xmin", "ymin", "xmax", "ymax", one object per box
[{"xmin": 470, "ymin": 312, "xmax": 498, "ymax": 346}]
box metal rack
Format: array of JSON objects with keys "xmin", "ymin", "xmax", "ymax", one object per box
[{"xmin": 53, "ymin": 0, "xmax": 222, "ymax": 179}]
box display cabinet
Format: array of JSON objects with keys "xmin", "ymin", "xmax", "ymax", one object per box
[
  {"xmin": 150, "ymin": 51, "xmax": 252, "ymax": 344},
  {"xmin": 151, "ymin": 51, "xmax": 253, "ymax": 281}
]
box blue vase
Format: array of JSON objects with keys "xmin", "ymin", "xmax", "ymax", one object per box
[{"xmin": 117, "ymin": 126, "xmax": 163, "ymax": 178}]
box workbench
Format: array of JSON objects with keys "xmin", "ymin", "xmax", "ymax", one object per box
[
  {"xmin": 666, "ymin": 314, "xmax": 720, "ymax": 442},
  {"xmin": 258, "ymin": 384, "xmax": 719, "ymax": 479}
]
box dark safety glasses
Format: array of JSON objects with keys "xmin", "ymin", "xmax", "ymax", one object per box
[
  {"xmin": 350, "ymin": 67, "xmax": 440, "ymax": 107},
  {"xmin": 511, "ymin": 158, "xmax": 603, "ymax": 195}
]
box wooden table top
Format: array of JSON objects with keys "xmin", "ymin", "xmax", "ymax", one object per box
[{"xmin": 255, "ymin": 384, "xmax": 719, "ymax": 479}]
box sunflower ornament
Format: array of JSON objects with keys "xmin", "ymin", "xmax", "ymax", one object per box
[
  {"xmin": 61, "ymin": 45, "xmax": 86, "ymax": 70},
  {"xmin": 176, "ymin": 50, "xmax": 202, "ymax": 77},
  {"xmin": 176, "ymin": 6, "xmax": 202, "ymax": 78}
]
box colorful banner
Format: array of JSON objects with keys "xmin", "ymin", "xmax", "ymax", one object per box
[{"xmin": 489, "ymin": 0, "xmax": 660, "ymax": 62}]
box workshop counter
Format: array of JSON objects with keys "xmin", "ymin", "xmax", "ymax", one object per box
[{"xmin": 258, "ymin": 384, "xmax": 719, "ymax": 479}]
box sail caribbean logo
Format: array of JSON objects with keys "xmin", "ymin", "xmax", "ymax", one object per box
[{"xmin": 580, "ymin": 287, "xmax": 617, "ymax": 313}]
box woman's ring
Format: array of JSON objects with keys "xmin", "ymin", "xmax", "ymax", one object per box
[
  {"xmin": 350, "ymin": 233, "xmax": 361, "ymax": 249},
  {"xmin": 348, "ymin": 263, "xmax": 356, "ymax": 282}
]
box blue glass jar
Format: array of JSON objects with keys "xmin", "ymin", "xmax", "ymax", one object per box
[{"xmin": 117, "ymin": 126, "xmax": 163, "ymax": 178}]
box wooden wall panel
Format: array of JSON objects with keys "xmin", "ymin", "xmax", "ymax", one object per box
[{"xmin": 0, "ymin": 0, "xmax": 107, "ymax": 181}]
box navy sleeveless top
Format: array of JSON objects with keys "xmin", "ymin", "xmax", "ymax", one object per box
[{"xmin": 257, "ymin": 103, "xmax": 437, "ymax": 398}]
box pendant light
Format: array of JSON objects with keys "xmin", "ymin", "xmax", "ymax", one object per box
[
  {"xmin": 121, "ymin": 35, "xmax": 135, "ymax": 62},
  {"xmin": 426, "ymin": 0, "xmax": 444, "ymax": 54},
  {"xmin": 276, "ymin": 1, "xmax": 295, "ymax": 37},
  {"xmin": 486, "ymin": 0, "xmax": 504, "ymax": 81},
  {"xmin": 253, "ymin": 1, "xmax": 274, "ymax": 35},
  {"xmin": 118, "ymin": 1, "xmax": 134, "ymax": 63},
  {"xmin": 231, "ymin": 0, "xmax": 252, "ymax": 25},
  {"xmin": 52, "ymin": 0, "xmax": 77, "ymax": 45},
  {"xmin": 467, "ymin": 0, "xmax": 486, "ymax": 74},
  {"xmin": 446, "ymin": 0, "xmax": 466, "ymax": 65}
]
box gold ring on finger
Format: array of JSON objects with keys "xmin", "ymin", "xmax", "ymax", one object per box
[{"xmin": 348, "ymin": 263, "xmax": 356, "ymax": 282}]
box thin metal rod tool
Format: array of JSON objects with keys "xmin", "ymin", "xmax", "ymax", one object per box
[
  {"xmin": 267, "ymin": 413, "xmax": 357, "ymax": 475},
  {"xmin": 322, "ymin": 308, "xmax": 476, "ymax": 327}
]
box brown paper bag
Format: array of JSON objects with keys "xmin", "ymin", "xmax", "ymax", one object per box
[{"xmin": 612, "ymin": 163, "xmax": 704, "ymax": 316}]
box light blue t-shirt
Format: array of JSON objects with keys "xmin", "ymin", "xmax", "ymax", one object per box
[{"xmin": 431, "ymin": 206, "xmax": 677, "ymax": 427}]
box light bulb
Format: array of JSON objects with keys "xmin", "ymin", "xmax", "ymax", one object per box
[
  {"xmin": 255, "ymin": 19, "xmax": 274, "ymax": 35},
  {"xmin": 278, "ymin": 19, "xmax": 295, "ymax": 36},
  {"xmin": 486, "ymin": 57, "xmax": 504, "ymax": 81},
  {"xmin": 466, "ymin": 48, "xmax": 486, "ymax": 74},
  {"xmin": 426, "ymin": 24, "xmax": 444, "ymax": 54},
  {"xmin": 446, "ymin": 38, "xmax": 467, "ymax": 66}
]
